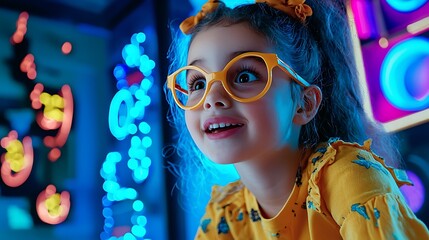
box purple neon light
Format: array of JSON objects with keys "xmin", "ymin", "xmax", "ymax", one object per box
[
  {"xmin": 400, "ymin": 171, "xmax": 425, "ymax": 213},
  {"xmin": 350, "ymin": 0, "xmax": 379, "ymax": 40},
  {"xmin": 381, "ymin": 0, "xmax": 429, "ymax": 34},
  {"xmin": 405, "ymin": 56, "xmax": 429, "ymax": 101}
]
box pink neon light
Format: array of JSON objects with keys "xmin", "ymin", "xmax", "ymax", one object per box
[
  {"xmin": 30, "ymin": 83, "xmax": 44, "ymax": 109},
  {"xmin": 10, "ymin": 12, "xmax": 29, "ymax": 45},
  {"xmin": 350, "ymin": 0, "xmax": 372, "ymax": 40},
  {"xmin": 37, "ymin": 112, "xmax": 62, "ymax": 130},
  {"xmin": 36, "ymin": 184, "xmax": 71, "ymax": 224},
  {"xmin": 1, "ymin": 131, "xmax": 34, "ymax": 187},
  {"xmin": 19, "ymin": 53, "xmax": 37, "ymax": 80}
]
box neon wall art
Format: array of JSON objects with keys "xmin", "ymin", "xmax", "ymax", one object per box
[
  {"xmin": 349, "ymin": 0, "xmax": 429, "ymax": 132},
  {"xmin": 0, "ymin": 12, "xmax": 73, "ymax": 226},
  {"xmin": 100, "ymin": 32, "xmax": 155, "ymax": 240}
]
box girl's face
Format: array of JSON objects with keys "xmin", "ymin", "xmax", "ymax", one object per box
[{"xmin": 185, "ymin": 22, "xmax": 302, "ymax": 164}]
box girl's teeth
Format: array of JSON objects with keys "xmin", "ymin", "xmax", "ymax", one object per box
[{"xmin": 208, "ymin": 122, "xmax": 242, "ymax": 131}]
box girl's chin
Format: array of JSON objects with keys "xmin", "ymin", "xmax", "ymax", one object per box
[{"xmin": 207, "ymin": 156, "xmax": 244, "ymax": 165}]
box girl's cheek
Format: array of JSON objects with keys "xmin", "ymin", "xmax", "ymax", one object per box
[{"xmin": 185, "ymin": 111, "xmax": 199, "ymax": 133}]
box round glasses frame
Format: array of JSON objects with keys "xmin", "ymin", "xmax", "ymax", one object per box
[{"xmin": 167, "ymin": 52, "xmax": 310, "ymax": 110}]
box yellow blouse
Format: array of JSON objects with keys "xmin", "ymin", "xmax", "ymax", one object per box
[{"xmin": 195, "ymin": 139, "xmax": 429, "ymax": 239}]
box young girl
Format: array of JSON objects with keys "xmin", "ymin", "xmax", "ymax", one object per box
[{"xmin": 165, "ymin": 0, "xmax": 429, "ymax": 239}]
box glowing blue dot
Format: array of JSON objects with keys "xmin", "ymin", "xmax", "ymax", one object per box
[
  {"xmin": 123, "ymin": 44, "xmax": 141, "ymax": 67},
  {"xmin": 142, "ymin": 137, "xmax": 152, "ymax": 148},
  {"xmin": 106, "ymin": 152, "xmax": 122, "ymax": 162},
  {"xmin": 126, "ymin": 188, "xmax": 138, "ymax": 199},
  {"xmin": 105, "ymin": 217, "xmax": 114, "ymax": 228},
  {"xmin": 116, "ymin": 79, "xmax": 128, "ymax": 90},
  {"xmin": 141, "ymin": 157, "xmax": 151, "ymax": 168},
  {"xmin": 107, "ymin": 192, "xmax": 115, "ymax": 201},
  {"xmin": 140, "ymin": 78, "xmax": 153, "ymax": 91},
  {"xmin": 134, "ymin": 89, "xmax": 146, "ymax": 100},
  {"xmin": 128, "ymin": 158, "xmax": 139, "ymax": 170},
  {"xmin": 131, "ymin": 136, "xmax": 141, "ymax": 147},
  {"xmin": 123, "ymin": 233, "xmax": 136, "ymax": 240},
  {"xmin": 102, "ymin": 207, "xmax": 113, "ymax": 217},
  {"xmin": 100, "ymin": 232, "xmax": 110, "ymax": 240},
  {"xmin": 128, "ymin": 148, "xmax": 138, "ymax": 159},
  {"xmin": 131, "ymin": 225, "xmax": 146, "ymax": 238},
  {"xmin": 102, "ymin": 161, "xmax": 116, "ymax": 175},
  {"xmin": 140, "ymin": 95, "xmax": 151, "ymax": 106},
  {"xmin": 138, "ymin": 122, "xmax": 151, "ymax": 134},
  {"xmin": 129, "ymin": 85, "xmax": 139, "ymax": 94},
  {"xmin": 133, "ymin": 200, "xmax": 144, "ymax": 212},
  {"xmin": 103, "ymin": 181, "xmax": 119, "ymax": 192},
  {"xmin": 136, "ymin": 32, "xmax": 146, "ymax": 43},
  {"xmin": 134, "ymin": 167, "xmax": 149, "ymax": 181},
  {"xmin": 137, "ymin": 216, "xmax": 147, "ymax": 226},
  {"xmin": 127, "ymin": 124, "xmax": 137, "ymax": 135},
  {"xmin": 113, "ymin": 65, "xmax": 127, "ymax": 79},
  {"xmin": 102, "ymin": 195, "xmax": 112, "ymax": 206}
]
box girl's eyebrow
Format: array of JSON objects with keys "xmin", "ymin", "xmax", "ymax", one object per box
[
  {"xmin": 189, "ymin": 58, "xmax": 204, "ymax": 66},
  {"xmin": 188, "ymin": 50, "xmax": 259, "ymax": 66}
]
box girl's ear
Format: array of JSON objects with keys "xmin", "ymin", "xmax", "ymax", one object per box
[{"xmin": 293, "ymin": 85, "xmax": 322, "ymax": 125}]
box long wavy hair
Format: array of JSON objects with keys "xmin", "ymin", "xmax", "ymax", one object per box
[{"xmin": 164, "ymin": 1, "xmax": 401, "ymax": 207}]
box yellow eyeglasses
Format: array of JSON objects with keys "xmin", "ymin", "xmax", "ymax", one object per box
[{"xmin": 167, "ymin": 52, "xmax": 310, "ymax": 110}]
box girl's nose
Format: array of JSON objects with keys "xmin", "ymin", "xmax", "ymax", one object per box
[{"xmin": 203, "ymin": 82, "xmax": 232, "ymax": 110}]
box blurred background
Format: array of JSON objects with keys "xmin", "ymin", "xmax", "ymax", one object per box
[{"xmin": 0, "ymin": 0, "xmax": 428, "ymax": 239}]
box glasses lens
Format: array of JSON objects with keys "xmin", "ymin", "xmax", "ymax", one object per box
[
  {"xmin": 225, "ymin": 55, "xmax": 269, "ymax": 100},
  {"xmin": 174, "ymin": 68, "xmax": 207, "ymax": 108}
]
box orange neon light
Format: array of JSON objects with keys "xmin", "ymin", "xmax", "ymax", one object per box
[
  {"xmin": 61, "ymin": 42, "xmax": 72, "ymax": 55},
  {"xmin": 36, "ymin": 184, "xmax": 70, "ymax": 224},
  {"xmin": 0, "ymin": 131, "xmax": 34, "ymax": 187},
  {"xmin": 10, "ymin": 12, "xmax": 29, "ymax": 44},
  {"xmin": 19, "ymin": 53, "xmax": 37, "ymax": 80}
]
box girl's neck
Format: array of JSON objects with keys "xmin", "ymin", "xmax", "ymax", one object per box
[{"xmin": 234, "ymin": 148, "xmax": 304, "ymax": 219}]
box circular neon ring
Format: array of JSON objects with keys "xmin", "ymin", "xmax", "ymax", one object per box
[
  {"xmin": 380, "ymin": 37, "xmax": 429, "ymax": 111},
  {"xmin": 109, "ymin": 89, "xmax": 135, "ymax": 140},
  {"xmin": 385, "ymin": 0, "xmax": 428, "ymax": 12}
]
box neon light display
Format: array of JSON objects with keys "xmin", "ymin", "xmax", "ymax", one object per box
[
  {"xmin": 30, "ymin": 83, "xmax": 74, "ymax": 162},
  {"xmin": 380, "ymin": 37, "xmax": 429, "ymax": 111},
  {"xmin": 1, "ymin": 131, "xmax": 34, "ymax": 187},
  {"xmin": 101, "ymin": 31, "xmax": 155, "ymax": 240},
  {"xmin": 0, "ymin": 11, "xmax": 75, "ymax": 227},
  {"xmin": 386, "ymin": 0, "xmax": 428, "ymax": 12},
  {"xmin": 36, "ymin": 184, "xmax": 71, "ymax": 224}
]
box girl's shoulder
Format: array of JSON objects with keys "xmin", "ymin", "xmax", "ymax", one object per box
[
  {"xmin": 306, "ymin": 138, "xmax": 411, "ymax": 187},
  {"xmin": 305, "ymin": 138, "xmax": 411, "ymax": 218}
]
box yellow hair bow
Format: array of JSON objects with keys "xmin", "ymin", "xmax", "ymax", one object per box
[
  {"xmin": 179, "ymin": 0, "xmax": 221, "ymax": 34},
  {"xmin": 179, "ymin": 0, "xmax": 313, "ymax": 34},
  {"xmin": 255, "ymin": 0, "xmax": 313, "ymax": 23}
]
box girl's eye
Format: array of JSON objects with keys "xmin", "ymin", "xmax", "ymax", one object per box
[
  {"xmin": 189, "ymin": 78, "xmax": 206, "ymax": 91},
  {"xmin": 235, "ymin": 70, "xmax": 259, "ymax": 83}
]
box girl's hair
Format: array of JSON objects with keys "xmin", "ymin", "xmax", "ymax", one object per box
[{"xmin": 164, "ymin": 1, "xmax": 401, "ymax": 206}]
